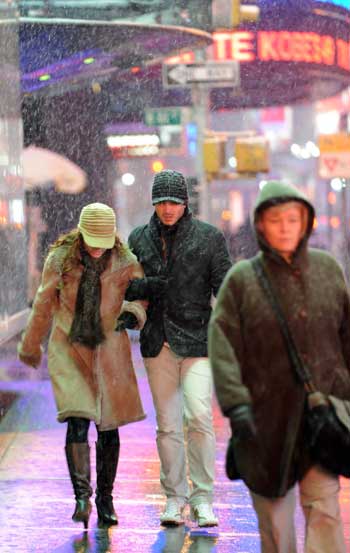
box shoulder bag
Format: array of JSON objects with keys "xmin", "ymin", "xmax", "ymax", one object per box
[{"xmin": 252, "ymin": 257, "xmax": 350, "ymax": 478}]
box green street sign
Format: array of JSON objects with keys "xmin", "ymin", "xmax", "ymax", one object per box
[{"xmin": 144, "ymin": 107, "xmax": 182, "ymax": 126}]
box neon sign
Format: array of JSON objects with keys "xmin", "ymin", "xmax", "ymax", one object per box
[
  {"xmin": 213, "ymin": 31, "xmax": 350, "ymax": 72},
  {"xmin": 316, "ymin": 0, "xmax": 350, "ymax": 8}
]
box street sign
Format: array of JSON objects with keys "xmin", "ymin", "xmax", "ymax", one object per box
[
  {"xmin": 162, "ymin": 61, "xmax": 240, "ymax": 88},
  {"xmin": 144, "ymin": 107, "xmax": 182, "ymax": 126},
  {"xmin": 319, "ymin": 133, "xmax": 350, "ymax": 153},
  {"xmin": 318, "ymin": 133, "xmax": 350, "ymax": 178}
]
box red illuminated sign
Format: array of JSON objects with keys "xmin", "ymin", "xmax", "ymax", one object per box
[{"xmin": 213, "ymin": 31, "xmax": 350, "ymax": 72}]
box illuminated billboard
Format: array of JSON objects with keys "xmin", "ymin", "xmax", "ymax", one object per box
[
  {"xmin": 257, "ymin": 0, "xmax": 350, "ymax": 9},
  {"xmin": 213, "ymin": 31, "xmax": 350, "ymax": 71},
  {"xmin": 316, "ymin": 0, "xmax": 349, "ymax": 8},
  {"xmin": 208, "ymin": 0, "xmax": 350, "ymax": 108}
]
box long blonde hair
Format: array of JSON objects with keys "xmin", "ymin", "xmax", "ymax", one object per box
[{"xmin": 49, "ymin": 228, "xmax": 127, "ymax": 275}]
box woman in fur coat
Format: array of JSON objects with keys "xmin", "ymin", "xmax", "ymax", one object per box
[{"xmin": 18, "ymin": 202, "xmax": 147, "ymax": 529}]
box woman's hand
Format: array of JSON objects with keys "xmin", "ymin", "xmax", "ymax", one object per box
[
  {"xmin": 17, "ymin": 342, "xmax": 43, "ymax": 369},
  {"xmin": 228, "ymin": 404, "xmax": 257, "ymax": 441}
]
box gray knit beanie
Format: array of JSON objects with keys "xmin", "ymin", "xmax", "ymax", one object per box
[{"xmin": 152, "ymin": 170, "xmax": 188, "ymax": 205}]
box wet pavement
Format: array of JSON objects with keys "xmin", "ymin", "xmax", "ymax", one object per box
[{"xmin": 0, "ymin": 337, "xmax": 349, "ymax": 553}]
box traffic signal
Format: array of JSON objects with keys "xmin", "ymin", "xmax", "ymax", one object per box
[
  {"xmin": 232, "ymin": 0, "xmax": 260, "ymax": 27},
  {"xmin": 186, "ymin": 177, "xmax": 200, "ymax": 216},
  {"xmin": 203, "ymin": 137, "xmax": 226, "ymax": 174},
  {"xmin": 212, "ymin": 0, "xmax": 259, "ymax": 29},
  {"xmin": 235, "ymin": 136, "xmax": 270, "ymax": 173}
]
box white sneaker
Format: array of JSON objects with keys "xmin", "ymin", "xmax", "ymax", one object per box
[
  {"xmin": 160, "ymin": 499, "xmax": 185, "ymax": 526},
  {"xmin": 190, "ymin": 503, "xmax": 218, "ymax": 527}
]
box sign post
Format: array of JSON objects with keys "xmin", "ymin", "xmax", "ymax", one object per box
[{"xmin": 162, "ymin": 60, "xmax": 239, "ymax": 224}]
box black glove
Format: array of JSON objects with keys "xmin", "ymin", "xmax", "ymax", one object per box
[
  {"xmin": 125, "ymin": 276, "xmax": 167, "ymax": 301},
  {"xmin": 115, "ymin": 311, "xmax": 138, "ymax": 332},
  {"xmin": 228, "ymin": 404, "xmax": 257, "ymax": 441}
]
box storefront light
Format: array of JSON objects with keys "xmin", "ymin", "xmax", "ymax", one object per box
[
  {"xmin": 300, "ymin": 149, "xmax": 311, "ymax": 160},
  {"xmin": 330, "ymin": 216, "xmax": 341, "ymax": 228},
  {"xmin": 291, "ymin": 143, "xmax": 318, "ymax": 159},
  {"xmin": 107, "ymin": 134, "xmax": 160, "ymax": 148},
  {"xmin": 316, "ymin": 111, "xmax": 340, "ymax": 134},
  {"xmin": 228, "ymin": 156, "xmax": 237, "ymax": 168},
  {"xmin": 121, "ymin": 173, "xmax": 135, "ymax": 186},
  {"xmin": 305, "ymin": 141, "xmax": 320, "ymax": 158},
  {"xmin": 221, "ymin": 209, "xmax": 232, "ymax": 221},
  {"xmin": 290, "ymin": 143, "xmax": 301, "ymax": 158},
  {"xmin": 328, "ymin": 191, "xmax": 337, "ymax": 205},
  {"xmin": 9, "ymin": 199, "xmax": 24, "ymax": 225},
  {"xmin": 330, "ymin": 178, "xmax": 344, "ymax": 191},
  {"xmin": 152, "ymin": 160, "xmax": 165, "ymax": 173}
]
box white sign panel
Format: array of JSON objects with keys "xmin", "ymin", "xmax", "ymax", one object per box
[
  {"xmin": 318, "ymin": 133, "xmax": 350, "ymax": 178},
  {"xmin": 162, "ymin": 61, "xmax": 240, "ymax": 88},
  {"xmin": 319, "ymin": 152, "xmax": 350, "ymax": 178}
]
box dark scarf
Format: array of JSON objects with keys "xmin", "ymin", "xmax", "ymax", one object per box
[
  {"xmin": 69, "ymin": 247, "xmax": 111, "ymax": 349},
  {"xmin": 154, "ymin": 209, "xmax": 187, "ymax": 263}
]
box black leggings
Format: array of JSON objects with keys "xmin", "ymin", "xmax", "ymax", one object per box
[{"xmin": 65, "ymin": 417, "xmax": 120, "ymax": 447}]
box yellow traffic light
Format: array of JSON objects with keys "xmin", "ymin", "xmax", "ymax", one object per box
[
  {"xmin": 235, "ymin": 136, "xmax": 269, "ymax": 173},
  {"xmin": 203, "ymin": 138, "xmax": 226, "ymax": 174},
  {"xmin": 232, "ymin": 0, "xmax": 260, "ymax": 27}
]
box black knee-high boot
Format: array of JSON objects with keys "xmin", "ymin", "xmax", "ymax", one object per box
[
  {"xmin": 95, "ymin": 435, "xmax": 119, "ymax": 525},
  {"xmin": 65, "ymin": 443, "xmax": 93, "ymax": 528}
]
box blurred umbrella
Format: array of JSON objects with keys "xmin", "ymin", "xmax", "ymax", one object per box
[{"xmin": 21, "ymin": 146, "xmax": 86, "ymax": 194}]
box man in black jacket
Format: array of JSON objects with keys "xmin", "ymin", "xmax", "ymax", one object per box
[{"xmin": 126, "ymin": 170, "xmax": 231, "ymax": 527}]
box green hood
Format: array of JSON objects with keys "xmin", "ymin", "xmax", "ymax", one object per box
[{"xmin": 254, "ymin": 180, "xmax": 315, "ymax": 254}]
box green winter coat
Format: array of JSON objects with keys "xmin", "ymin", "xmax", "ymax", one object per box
[
  {"xmin": 209, "ymin": 181, "xmax": 350, "ymax": 497},
  {"xmin": 19, "ymin": 244, "xmax": 147, "ymax": 431}
]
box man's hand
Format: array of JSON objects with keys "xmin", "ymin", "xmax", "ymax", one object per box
[
  {"xmin": 115, "ymin": 311, "xmax": 138, "ymax": 332},
  {"xmin": 146, "ymin": 276, "xmax": 167, "ymax": 298},
  {"xmin": 125, "ymin": 276, "xmax": 167, "ymax": 301},
  {"xmin": 228, "ymin": 404, "xmax": 257, "ymax": 441}
]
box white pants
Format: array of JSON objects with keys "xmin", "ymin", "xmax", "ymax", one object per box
[
  {"xmin": 250, "ymin": 465, "xmax": 346, "ymax": 553},
  {"xmin": 144, "ymin": 344, "xmax": 216, "ymax": 506}
]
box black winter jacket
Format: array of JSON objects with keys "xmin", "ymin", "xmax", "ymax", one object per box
[{"xmin": 128, "ymin": 210, "xmax": 231, "ymax": 358}]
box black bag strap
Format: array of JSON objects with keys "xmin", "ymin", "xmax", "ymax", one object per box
[{"xmin": 251, "ymin": 257, "xmax": 316, "ymax": 394}]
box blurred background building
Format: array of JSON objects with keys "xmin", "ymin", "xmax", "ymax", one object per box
[{"xmin": 2, "ymin": 0, "xmax": 350, "ymax": 340}]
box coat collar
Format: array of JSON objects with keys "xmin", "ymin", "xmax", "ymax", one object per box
[
  {"xmin": 260, "ymin": 239, "xmax": 309, "ymax": 270},
  {"xmin": 148, "ymin": 209, "xmax": 193, "ymax": 267}
]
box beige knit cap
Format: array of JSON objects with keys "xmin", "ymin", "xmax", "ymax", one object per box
[{"xmin": 78, "ymin": 202, "xmax": 116, "ymax": 249}]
